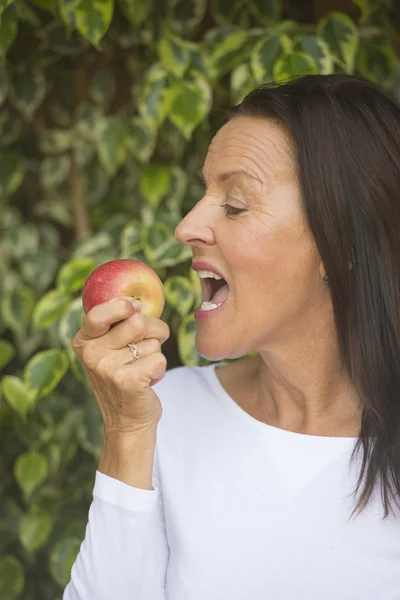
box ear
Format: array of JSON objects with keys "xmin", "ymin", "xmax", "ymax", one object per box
[{"xmin": 319, "ymin": 261, "xmax": 353, "ymax": 279}]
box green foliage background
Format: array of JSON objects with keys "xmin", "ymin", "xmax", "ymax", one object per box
[{"xmin": 1, "ymin": 0, "xmax": 400, "ymax": 597}]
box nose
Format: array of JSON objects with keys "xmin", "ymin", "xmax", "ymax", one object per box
[{"xmin": 174, "ymin": 199, "xmax": 216, "ymax": 248}]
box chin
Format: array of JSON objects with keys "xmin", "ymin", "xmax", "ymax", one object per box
[{"xmin": 195, "ymin": 340, "xmax": 246, "ymax": 363}]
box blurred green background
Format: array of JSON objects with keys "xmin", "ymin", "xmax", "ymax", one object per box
[{"xmin": 1, "ymin": 0, "xmax": 400, "ymax": 598}]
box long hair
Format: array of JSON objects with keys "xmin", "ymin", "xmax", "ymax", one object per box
[{"xmin": 229, "ymin": 74, "xmax": 400, "ymax": 518}]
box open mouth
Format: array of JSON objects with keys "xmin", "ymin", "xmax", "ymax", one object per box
[{"xmin": 202, "ymin": 277, "xmax": 230, "ymax": 305}]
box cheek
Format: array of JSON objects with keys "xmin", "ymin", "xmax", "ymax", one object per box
[{"xmin": 231, "ymin": 220, "xmax": 312, "ymax": 300}]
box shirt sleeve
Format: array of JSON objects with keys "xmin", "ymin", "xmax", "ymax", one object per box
[{"xmin": 62, "ymin": 446, "xmax": 169, "ymax": 600}]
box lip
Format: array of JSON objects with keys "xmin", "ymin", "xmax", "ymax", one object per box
[{"xmin": 191, "ymin": 261, "xmax": 228, "ymax": 282}]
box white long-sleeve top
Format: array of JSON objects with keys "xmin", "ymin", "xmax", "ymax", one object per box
[{"xmin": 63, "ymin": 362, "xmax": 400, "ymax": 600}]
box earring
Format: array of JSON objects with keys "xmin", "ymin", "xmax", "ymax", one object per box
[{"xmin": 323, "ymin": 274, "xmax": 328, "ymax": 283}]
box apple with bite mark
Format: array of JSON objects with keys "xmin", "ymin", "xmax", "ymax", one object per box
[{"xmin": 82, "ymin": 259, "xmax": 165, "ymax": 318}]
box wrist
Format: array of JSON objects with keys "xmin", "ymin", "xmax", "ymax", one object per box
[{"xmin": 99, "ymin": 427, "xmax": 158, "ymax": 490}]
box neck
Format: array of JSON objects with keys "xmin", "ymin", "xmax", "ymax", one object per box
[{"xmin": 247, "ymin": 335, "xmax": 362, "ymax": 438}]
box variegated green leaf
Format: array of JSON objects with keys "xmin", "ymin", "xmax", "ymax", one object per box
[
  {"xmin": 77, "ymin": 409, "xmax": 103, "ymax": 457},
  {"xmin": 90, "ymin": 68, "xmax": 115, "ymax": 107},
  {"xmin": 39, "ymin": 129, "xmax": 73, "ymax": 154},
  {"xmin": 19, "ymin": 508, "xmax": 53, "ymax": 553},
  {"xmin": 72, "ymin": 134, "xmax": 96, "ymax": 167},
  {"xmin": 0, "ymin": 0, "xmax": 16, "ymax": 18},
  {"xmin": 34, "ymin": 198, "xmax": 73, "ymax": 228},
  {"xmin": 0, "ymin": 108, "xmax": 23, "ymax": 147},
  {"xmin": 43, "ymin": 441, "xmax": 62, "ymax": 475},
  {"xmin": 0, "ymin": 67, "xmax": 8, "ymax": 107},
  {"xmin": 250, "ymin": 35, "xmax": 291, "ymax": 83},
  {"xmin": 30, "ymin": 0, "xmax": 57, "ymax": 14},
  {"xmin": 273, "ymin": 51, "xmax": 318, "ymax": 81},
  {"xmin": 59, "ymin": 0, "xmax": 79, "ymax": 31},
  {"xmin": 97, "ymin": 117, "xmax": 127, "ymax": 176},
  {"xmin": 353, "ymin": 0, "xmax": 381, "ymax": 22},
  {"xmin": 14, "ymin": 451, "xmax": 48, "ymax": 500},
  {"xmin": 144, "ymin": 222, "xmax": 192, "ymax": 268},
  {"xmin": 6, "ymin": 223, "xmax": 40, "ymax": 259},
  {"xmin": 59, "ymin": 297, "xmax": 84, "ymax": 349},
  {"xmin": 0, "ymin": 6, "xmax": 18, "ymax": 58},
  {"xmin": 9, "ymin": 67, "xmax": 47, "ymax": 120},
  {"xmin": 0, "ymin": 339, "xmax": 15, "ymax": 369},
  {"xmin": 56, "ymin": 258, "xmax": 96, "ymax": 293},
  {"xmin": 187, "ymin": 68, "xmax": 213, "ymax": 110},
  {"xmin": 118, "ymin": 0, "xmax": 152, "ymax": 26},
  {"xmin": 19, "ymin": 249, "xmax": 60, "ymax": 294},
  {"xmin": 75, "ymin": 102, "xmax": 104, "ymax": 142},
  {"xmin": 24, "ymin": 349, "xmax": 69, "ymax": 399},
  {"xmin": 317, "ymin": 12, "xmax": 359, "ymax": 73},
  {"xmin": 211, "ymin": 0, "xmax": 245, "ymax": 25},
  {"xmin": 125, "ymin": 117, "xmax": 156, "ymax": 163},
  {"xmin": 71, "ymin": 230, "xmax": 114, "ymax": 261},
  {"xmin": 58, "ymin": 299, "xmax": 86, "ymax": 384},
  {"xmin": 0, "ymin": 556, "xmax": 24, "ymax": 600},
  {"xmin": 164, "ymin": 276, "xmax": 194, "ymax": 317},
  {"xmin": 40, "ymin": 155, "xmax": 71, "ymax": 188},
  {"xmin": 231, "ymin": 62, "xmax": 256, "ymax": 104},
  {"xmin": 2, "ymin": 285, "xmax": 35, "ymax": 334},
  {"xmin": 32, "ymin": 290, "xmax": 71, "ymax": 331},
  {"xmin": 248, "ymin": 0, "xmax": 281, "ymax": 25},
  {"xmin": 357, "ymin": 38, "xmax": 397, "ymax": 86},
  {"xmin": 178, "ymin": 312, "xmax": 201, "ymax": 366},
  {"xmin": 210, "ymin": 30, "xmax": 250, "ymax": 78},
  {"xmin": 83, "ymin": 160, "xmax": 109, "ymax": 203},
  {"xmin": 167, "ymin": 0, "xmax": 207, "ymax": 33},
  {"xmin": 49, "ymin": 537, "xmax": 81, "ymax": 587},
  {"xmin": 139, "ymin": 164, "xmax": 172, "ymax": 210},
  {"xmin": 138, "ymin": 63, "xmax": 169, "ymax": 130},
  {"xmin": 1, "ymin": 376, "xmax": 36, "ymax": 419},
  {"xmin": 294, "ymin": 36, "xmax": 334, "ymax": 74},
  {"xmin": 0, "ymin": 151, "xmax": 25, "ymax": 199},
  {"xmin": 272, "ymin": 20, "xmax": 301, "ymax": 39},
  {"xmin": 120, "ymin": 219, "xmax": 143, "ymax": 257},
  {"xmin": 75, "ymin": 0, "xmax": 114, "ymax": 48},
  {"xmin": 167, "ymin": 77, "xmax": 212, "ymax": 141},
  {"xmin": 157, "ymin": 31, "xmax": 192, "ymax": 79}
]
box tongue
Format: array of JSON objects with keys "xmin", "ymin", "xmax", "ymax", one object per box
[{"xmin": 212, "ymin": 282, "xmax": 229, "ymax": 305}]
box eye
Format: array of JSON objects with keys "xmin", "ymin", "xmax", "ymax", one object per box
[{"xmin": 222, "ymin": 204, "xmax": 245, "ymax": 216}]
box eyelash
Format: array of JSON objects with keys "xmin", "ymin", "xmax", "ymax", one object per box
[{"xmin": 221, "ymin": 204, "xmax": 245, "ymax": 216}]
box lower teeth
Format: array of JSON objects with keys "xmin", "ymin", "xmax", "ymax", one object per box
[{"xmin": 200, "ymin": 301, "xmax": 222, "ymax": 312}]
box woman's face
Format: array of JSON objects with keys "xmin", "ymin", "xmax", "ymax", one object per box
[{"xmin": 174, "ymin": 116, "xmax": 327, "ymax": 361}]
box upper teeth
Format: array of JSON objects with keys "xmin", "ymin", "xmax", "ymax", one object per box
[{"xmin": 197, "ymin": 270, "xmax": 223, "ymax": 280}]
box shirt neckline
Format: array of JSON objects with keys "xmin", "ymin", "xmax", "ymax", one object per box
[{"xmin": 204, "ymin": 361, "xmax": 358, "ymax": 444}]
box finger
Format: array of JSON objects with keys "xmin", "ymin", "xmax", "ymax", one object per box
[
  {"xmin": 123, "ymin": 338, "xmax": 161, "ymax": 365},
  {"xmin": 98, "ymin": 341, "xmax": 162, "ymax": 375},
  {"xmin": 114, "ymin": 352, "xmax": 167, "ymax": 393},
  {"xmin": 105, "ymin": 312, "xmax": 170, "ymax": 350},
  {"xmin": 80, "ymin": 297, "xmax": 138, "ymax": 339}
]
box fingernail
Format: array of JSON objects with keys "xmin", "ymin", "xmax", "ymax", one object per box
[{"xmin": 131, "ymin": 300, "xmax": 142, "ymax": 311}]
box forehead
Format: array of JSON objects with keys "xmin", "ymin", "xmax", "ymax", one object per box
[{"xmin": 203, "ymin": 116, "xmax": 294, "ymax": 181}]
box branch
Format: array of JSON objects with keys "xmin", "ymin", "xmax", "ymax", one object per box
[{"xmin": 68, "ymin": 154, "xmax": 91, "ymax": 239}]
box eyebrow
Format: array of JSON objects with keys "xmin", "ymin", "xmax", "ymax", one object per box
[{"xmin": 200, "ymin": 169, "xmax": 262, "ymax": 185}]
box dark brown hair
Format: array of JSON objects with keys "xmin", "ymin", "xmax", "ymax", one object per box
[{"xmin": 229, "ymin": 74, "xmax": 400, "ymax": 519}]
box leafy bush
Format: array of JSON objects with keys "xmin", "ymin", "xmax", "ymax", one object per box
[{"xmin": 1, "ymin": 0, "xmax": 399, "ymax": 598}]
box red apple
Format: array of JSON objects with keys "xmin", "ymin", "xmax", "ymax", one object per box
[{"xmin": 82, "ymin": 259, "xmax": 165, "ymax": 318}]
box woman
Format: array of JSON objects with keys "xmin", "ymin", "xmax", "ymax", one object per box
[{"xmin": 64, "ymin": 74, "xmax": 400, "ymax": 600}]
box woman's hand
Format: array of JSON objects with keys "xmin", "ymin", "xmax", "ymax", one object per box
[{"xmin": 72, "ymin": 296, "xmax": 170, "ymax": 438}]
